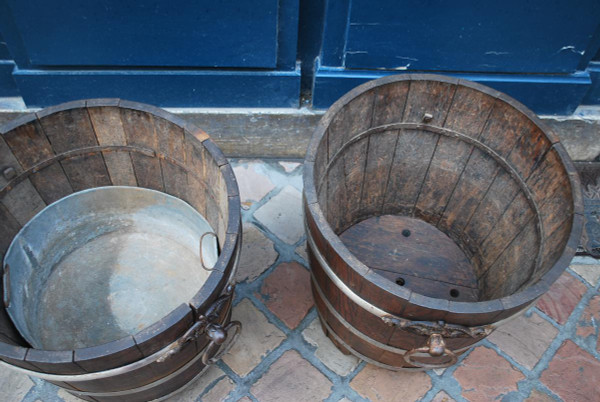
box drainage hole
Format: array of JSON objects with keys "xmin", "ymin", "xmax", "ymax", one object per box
[
  {"xmin": 449, "ymin": 289, "xmax": 460, "ymax": 298},
  {"xmin": 396, "ymin": 277, "xmax": 405, "ymax": 286},
  {"xmin": 402, "ymin": 229, "xmax": 411, "ymax": 237}
]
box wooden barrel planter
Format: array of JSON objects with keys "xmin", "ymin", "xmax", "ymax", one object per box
[
  {"xmin": 0, "ymin": 99, "xmax": 241, "ymax": 400},
  {"xmin": 303, "ymin": 74, "xmax": 583, "ymax": 369}
]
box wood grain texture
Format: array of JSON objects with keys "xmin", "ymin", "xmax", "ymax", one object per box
[
  {"xmin": 0, "ymin": 179, "xmax": 46, "ymax": 225},
  {"xmin": 360, "ymin": 130, "xmax": 399, "ymax": 219},
  {"xmin": 87, "ymin": 105, "xmax": 137, "ymax": 186},
  {"xmin": 402, "ymin": 79, "xmax": 457, "ymax": 125},
  {"xmin": 3, "ymin": 119, "xmax": 73, "ymax": 202},
  {"xmin": 74, "ymin": 336, "xmax": 144, "ymax": 373},
  {"xmin": 340, "ymin": 215, "xmax": 479, "ymax": 302},
  {"xmin": 371, "ymin": 81, "xmax": 410, "ymax": 126},
  {"xmin": 382, "ymin": 129, "xmax": 439, "ymax": 216}
]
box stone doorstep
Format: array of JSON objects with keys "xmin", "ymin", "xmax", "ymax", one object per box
[{"xmin": 1, "ymin": 108, "xmax": 600, "ymax": 160}]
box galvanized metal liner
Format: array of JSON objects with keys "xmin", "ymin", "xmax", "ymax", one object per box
[{"xmin": 4, "ymin": 186, "xmax": 218, "ymax": 351}]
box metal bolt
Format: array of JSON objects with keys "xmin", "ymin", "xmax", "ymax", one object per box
[
  {"xmin": 422, "ymin": 113, "xmax": 433, "ymax": 123},
  {"xmin": 2, "ymin": 167, "xmax": 16, "ymax": 180}
]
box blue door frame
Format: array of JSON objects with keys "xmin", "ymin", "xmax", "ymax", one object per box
[{"xmin": 1, "ymin": 0, "xmax": 600, "ymax": 114}]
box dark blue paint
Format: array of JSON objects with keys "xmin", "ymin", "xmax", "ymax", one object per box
[
  {"xmin": 0, "ymin": 61, "xmax": 18, "ymax": 96},
  {"xmin": 12, "ymin": 67, "xmax": 301, "ymax": 108},
  {"xmin": 319, "ymin": 0, "xmax": 351, "ymax": 67},
  {"xmin": 277, "ymin": 0, "xmax": 301, "ymax": 70},
  {"xmin": 582, "ymin": 62, "xmax": 600, "ymax": 105},
  {"xmin": 342, "ymin": 1, "xmax": 600, "ymax": 73},
  {"xmin": 2, "ymin": 0, "xmax": 279, "ymax": 68},
  {"xmin": 0, "ymin": 33, "xmax": 11, "ymax": 60},
  {"xmin": 312, "ymin": 66, "xmax": 590, "ymax": 114},
  {"xmin": 297, "ymin": 0, "xmax": 326, "ymax": 92}
]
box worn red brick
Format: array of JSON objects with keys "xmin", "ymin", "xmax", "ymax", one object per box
[
  {"xmin": 431, "ymin": 391, "xmax": 456, "ymax": 402},
  {"xmin": 488, "ymin": 312, "xmax": 558, "ymax": 370},
  {"xmin": 350, "ymin": 364, "xmax": 431, "ymax": 401},
  {"xmin": 575, "ymin": 295, "xmax": 600, "ymax": 352},
  {"xmin": 524, "ymin": 389, "xmax": 555, "ymax": 402},
  {"xmin": 257, "ymin": 261, "xmax": 313, "ymax": 328},
  {"xmin": 540, "ymin": 340, "xmax": 600, "ymax": 402},
  {"xmin": 454, "ymin": 347, "xmax": 524, "ymax": 402},
  {"xmin": 536, "ymin": 273, "xmax": 587, "ymax": 324},
  {"xmin": 251, "ymin": 350, "xmax": 332, "ymax": 402}
]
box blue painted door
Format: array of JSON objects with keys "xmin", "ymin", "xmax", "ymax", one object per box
[
  {"xmin": 343, "ymin": 1, "xmax": 599, "ymax": 74},
  {"xmin": 312, "ymin": 0, "xmax": 600, "ymax": 114},
  {"xmin": 4, "ymin": 1, "xmax": 279, "ymax": 68},
  {"xmin": 0, "ymin": 0, "xmax": 301, "ymax": 107}
]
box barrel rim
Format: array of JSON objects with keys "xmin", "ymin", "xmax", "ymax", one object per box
[
  {"xmin": 303, "ymin": 73, "xmax": 583, "ymax": 320},
  {"xmin": 0, "ymin": 99, "xmax": 241, "ymax": 372}
]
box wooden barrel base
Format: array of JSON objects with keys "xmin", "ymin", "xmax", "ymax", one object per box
[{"xmin": 340, "ymin": 215, "xmax": 480, "ymax": 302}]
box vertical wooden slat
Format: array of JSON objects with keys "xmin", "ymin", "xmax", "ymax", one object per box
[
  {"xmin": 417, "ymin": 87, "xmax": 496, "ymax": 225},
  {"xmin": 0, "ymin": 136, "xmax": 23, "ymax": 185},
  {"xmin": 3, "ymin": 120, "xmax": 73, "ymax": 203},
  {"xmin": 506, "ymin": 124, "xmax": 551, "ymax": 181},
  {"xmin": 161, "ymin": 160, "xmax": 189, "ymax": 203},
  {"xmin": 326, "ymin": 156, "xmax": 348, "ymax": 233},
  {"xmin": 414, "ymin": 135, "xmax": 472, "ymax": 224},
  {"xmin": 438, "ymin": 149, "xmax": 497, "ymax": 235},
  {"xmin": 327, "ymin": 91, "xmax": 374, "ymax": 161},
  {"xmin": 371, "ymin": 80, "xmax": 410, "ymax": 126},
  {"xmin": 481, "ymin": 221, "xmax": 538, "ymax": 299},
  {"xmin": 478, "ymin": 193, "xmax": 535, "ymax": 275},
  {"xmin": 120, "ymin": 108, "xmax": 164, "ymax": 192},
  {"xmin": 154, "ymin": 117, "xmax": 185, "ymax": 163},
  {"xmin": 382, "ymin": 129, "xmax": 439, "ymax": 216},
  {"xmin": 87, "ymin": 105, "xmax": 137, "ymax": 186},
  {"xmin": 402, "ymin": 79, "xmax": 456, "ymax": 125},
  {"xmin": 39, "ymin": 107, "xmax": 111, "ymax": 191},
  {"xmin": 463, "ymin": 169, "xmax": 521, "ymax": 252},
  {"xmin": 0, "ymin": 180, "xmax": 45, "ymax": 225},
  {"xmin": 360, "ymin": 130, "xmax": 399, "ymax": 218}
]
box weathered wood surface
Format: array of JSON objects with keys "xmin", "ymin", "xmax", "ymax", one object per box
[
  {"xmin": 0, "ymin": 99, "xmax": 241, "ymax": 398},
  {"xmin": 340, "ymin": 215, "xmax": 479, "ymax": 302},
  {"xmin": 304, "ymin": 74, "xmax": 582, "ymax": 369}
]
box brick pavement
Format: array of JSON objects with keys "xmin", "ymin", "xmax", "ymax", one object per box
[{"xmin": 1, "ymin": 158, "xmax": 599, "ymax": 402}]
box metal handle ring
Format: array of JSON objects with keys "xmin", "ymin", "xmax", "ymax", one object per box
[
  {"xmin": 403, "ymin": 333, "xmax": 457, "ymax": 369},
  {"xmin": 201, "ymin": 320, "xmax": 242, "ymax": 365},
  {"xmin": 199, "ymin": 232, "xmax": 218, "ymax": 271}
]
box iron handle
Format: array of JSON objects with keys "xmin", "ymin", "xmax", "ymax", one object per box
[
  {"xmin": 199, "ymin": 232, "xmax": 218, "ymax": 271},
  {"xmin": 157, "ymin": 285, "xmax": 236, "ymax": 363},
  {"xmin": 403, "ymin": 333, "xmax": 457, "ymax": 369},
  {"xmin": 201, "ymin": 320, "xmax": 242, "ymax": 365},
  {"xmin": 2, "ymin": 264, "xmax": 9, "ymax": 308}
]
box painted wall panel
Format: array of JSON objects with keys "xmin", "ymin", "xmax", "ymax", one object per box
[
  {"xmin": 344, "ymin": 1, "xmax": 600, "ymax": 74},
  {"xmin": 3, "ymin": 0, "xmax": 279, "ymax": 68}
]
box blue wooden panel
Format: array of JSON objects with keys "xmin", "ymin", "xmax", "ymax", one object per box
[
  {"xmin": 582, "ymin": 62, "xmax": 600, "ymax": 104},
  {"xmin": 320, "ymin": 0, "xmax": 351, "ymax": 67},
  {"xmin": 312, "ymin": 66, "xmax": 590, "ymax": 115},
  {"xmin": 0, "ymin": 60, "xmax": 18, "ymax": 96},
  {"xmin": 2, "ymin": 0, "xmax": 279, "ymax": 68},
  {"xmin": 12, "ymin": 66, "xmax": 301, "ymax": 108},
  {"xmin": 0, "ymin": 33, "xmax": 12, "ymax": 60},
  {"xmin": 343, "ymin": 0, "xmax": 600, "ymax": 73}
]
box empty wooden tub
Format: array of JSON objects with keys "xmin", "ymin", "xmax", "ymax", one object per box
[
  {"xmin": 303, "ymin": 74, "xmax": 583, "ymax": 369},
  {"xmin": 0, "ymin": 99, "xmax": 241, "ymax": 400}
]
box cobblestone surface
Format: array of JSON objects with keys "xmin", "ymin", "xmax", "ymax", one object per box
[{"xmin": 1, "ymin": 159, "xmax": 599, "ymax": 401}]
